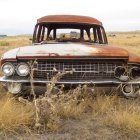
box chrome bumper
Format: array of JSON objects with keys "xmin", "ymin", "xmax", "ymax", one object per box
[{"xmin": 0, "ymin": 76, "xmax": 140, "ymax": 85}]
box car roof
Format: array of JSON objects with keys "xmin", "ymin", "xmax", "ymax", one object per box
[{"xmin": 37, "ymin": 15, "xmax": 102, "ymax": 26}]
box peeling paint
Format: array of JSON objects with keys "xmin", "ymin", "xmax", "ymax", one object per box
[{"xmin": 16, "ymin": 43, "xmax": 129, "ymax": 58}]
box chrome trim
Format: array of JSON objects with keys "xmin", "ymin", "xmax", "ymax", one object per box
[
  {"xmin": 16, "ymin": 62, "xmax": 30, "ymax": 76},
  {"xmin": 1, "ymin": 62, "xmax": 15, "ymax": 76},
  {"xmin": 0, "ymin": 77, "xmax": 140, "ymax": 84},
  {"xmin": 18, "ymin": 57, "xmax": 128, "ymax": 60},
  {"xmin": 34, "ymin": 61, "xmax": 122, "ymax": 80}
]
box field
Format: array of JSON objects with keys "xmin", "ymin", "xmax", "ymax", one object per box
[{"xmin": 0, "ymin": 32, "xmax": 140, "ymax": 139}]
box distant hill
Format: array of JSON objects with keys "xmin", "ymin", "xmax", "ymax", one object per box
[{"xmin": 0, "ymin": 35, "xmax": 7, "ymax": 38}]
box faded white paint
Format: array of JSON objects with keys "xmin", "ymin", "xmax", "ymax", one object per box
[
  {"xmin": 17, "ymin": 43, "xmax": 100, "ymax": 57},
  {"xmin": 2, "ymin": 48, "xmax": 19, "ymax": 60},
  {"xmin": 2, "ymin": 43, "xmax": 129, "ymax": 59}
]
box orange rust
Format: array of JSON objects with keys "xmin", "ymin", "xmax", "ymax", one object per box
[
  {"xmin": 37, "ymin": 15, "xmax": 102, "ymax": 25},
  {"xmin": 128, "ymin": 53, "xmax": 140, "ymax": 63},
  {"xmin": 89, "ymin": 46, "xmax": 129, "ymax": 57}
]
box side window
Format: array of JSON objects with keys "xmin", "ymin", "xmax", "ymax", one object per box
[
  {"xmin": 92, "ymin": 26, "xmax": 107, "ymax": 44},
  {"xmin": 43, "ymin": 27, "xmax": 48, "ymax": 41},
  {"xmin": 90, "ymin": 28, "xmax": 94, "ymax": 41},
  {"xmin": 34, "ymin": 25, "xmax": 52, "ymax": 43},
  {"xmin": 83, "ymin": 30, "xmax": 88, "ymax": 40},
  {"xmin": 37, "ymin": 25, "xmax": 43, "ymax": 42},
  {"xmin": 49, "ymin": 29, "xmax": 54, "ymax": 40},
  {"xmin": 34, "ymin": 25, "xmax": 44, "ymax": 43},
  {"xmin": 93, "ymin": 26, "xmax": 98, "ymax": 43},
  {"xmin": 35, "ymin": 26, "xmax": 54, "ymax": 42},
  {"xmin": 101, "ymin": 27, "xmax": 108, "ymax": 44},
  {"xmin": 97, "ymin": 26, "xmax": 103, "ymax": 44},
  {"xmin": 40, "ymin": 26, "xmax": 45, "ymax": 42},
  {"xmin": 80, "ymin": 29, "xmax": 91, "ymax": 41},
  {"xmin": 33, "ymin": 25, "xmax": 39, "ymax": 43}
]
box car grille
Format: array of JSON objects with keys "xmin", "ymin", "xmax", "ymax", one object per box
[{"xmin": 33, "ymin": 60, "xmax": 124, "ymax": 82}]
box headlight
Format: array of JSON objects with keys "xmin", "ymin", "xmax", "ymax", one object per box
[
  {"xmin": 16, "ymin": 63, "xmax": 30, "ymax": 76},
  {"xmin": 2, "ymin": 63, "xmax": 15, "ymax": 76},
  {"xmin": 129, "ymin": 66, "xmax": 140, "ymax": 79},
  {"xmin": 114, "ymin": 66, "xmax": 126, "ymax": 78}
]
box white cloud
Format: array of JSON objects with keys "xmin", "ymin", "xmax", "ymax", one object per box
[{"xmin": 0, "ymin": 0, "xmax": 140, "ymax": 35}]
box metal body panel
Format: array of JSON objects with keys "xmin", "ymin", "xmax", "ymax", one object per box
[
  {"xmin": 0, "ymin": 76, "xmax": 140, "ymax": 85},
  {"xmin": 2, "ymin": 48, "xmax": 19, "ymax": 59},
  {"xmin": 1, "ymin": 43, "xmax": 140, "ymax": 64},
  {"xmin": 128, "ymin": 53, "xmax": 140, "ymax": 63},
  {"xmin": 15, "ymin": 43, "xmax": 128, "ymax": 58},
  {"xmin": 37, "ymin": 15, "xmax": 102, "ymax": 25}
]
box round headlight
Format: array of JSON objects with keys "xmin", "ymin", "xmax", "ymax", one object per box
[
  {"xmin": 2, "ymin": 63, "xmax": 15, "ymax": 76},
  {"xmin": 114, "ymin": 66, "xmax": 126, "ymax": 78},
  {"xmin": 129, "ymin": 66, "xmax": 140, "ymax": 79},
  {"xmin": 16, "ymin": 63, "xmax": 30, "ymax": 76}
]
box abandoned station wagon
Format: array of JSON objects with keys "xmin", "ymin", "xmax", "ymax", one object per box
[{"xmin": 0, "ymin": 15, "xmax": 140, "ymax": 96}]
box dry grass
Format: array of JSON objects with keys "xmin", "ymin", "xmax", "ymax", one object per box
[
  {"xmin": 0, "ymin": 36, "xmax": 31, "ymax": 55},
  {"xmin": 0, "ymin": 41, "xmax": 10, "ymax": 46},
  {"xmin": 0, "ymin": 86, "xmax": 140, "ymax": 139},
  {"xmin": 108, "ymin": 31, "xmax": 140, "ymax": 56},
  {"xmin": 0, "ymin": 33, "xmax": 140, "ymax": 139},
  {"xmin": 105, "ymin": 99, "xmax": 140, "ymax": 136},
  {"xmin": 0, "ymin": 94, "xmax": 34, "ymax": 134}
]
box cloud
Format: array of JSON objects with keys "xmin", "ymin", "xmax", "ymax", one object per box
[{"xmin": 0, "ymin": 0, "xmax": 140, "ymax": 35}]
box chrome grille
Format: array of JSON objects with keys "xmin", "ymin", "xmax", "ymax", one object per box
[{"xmin": 33, "ymin": 60, "xmax": 123, "ymax": 81}]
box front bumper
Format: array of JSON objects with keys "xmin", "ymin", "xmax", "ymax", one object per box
[{"xmin": 0, "ymin": 76, "xmax": 140, "ymax": 85}]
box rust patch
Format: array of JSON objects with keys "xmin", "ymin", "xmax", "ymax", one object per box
[
  {"xmin": 128, "ymin": 53, "xmax": 140, "ymax": 63},
  {"xmin": 32, "ymin": 51, "xmax": 59, "ymax": 56},
  {"xmin": 37, "ymin": 15, "xmax": 102, "ymax": 25},
  {"xmin": 90, "ymin": 46, "xmax": 129, "ymax": 57}
]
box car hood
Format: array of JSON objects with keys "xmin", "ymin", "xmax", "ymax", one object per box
[{"xmin": 16, "ymin": 43, "xmax": 129, "ymax": 58}]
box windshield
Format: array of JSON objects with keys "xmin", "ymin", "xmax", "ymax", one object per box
[{"xmin": 33, "ymin": 23, "xmax": 108, "ymax": 44}]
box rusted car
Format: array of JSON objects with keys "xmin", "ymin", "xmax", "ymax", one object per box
[{"xmin": 0, "ymin": 15, "xmax": 140, "ymax": 97}]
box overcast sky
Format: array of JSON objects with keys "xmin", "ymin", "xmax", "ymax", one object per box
[{"xmin": 0, "ymin": 0, "xmax": 140, "ymax": 35}]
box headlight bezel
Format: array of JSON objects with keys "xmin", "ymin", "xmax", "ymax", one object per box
[
  {"xmin": 1, "ymin": 62, "xmax": 15, "ymax": 76},
  {"xmin": 16, "ymin": 62, "xmax": 30, "ymax": 76}
]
